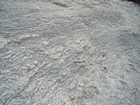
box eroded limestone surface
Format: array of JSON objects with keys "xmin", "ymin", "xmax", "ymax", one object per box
[{"xmin": 0, "ymin": 0, "xmax": 140, "ymax": 105}]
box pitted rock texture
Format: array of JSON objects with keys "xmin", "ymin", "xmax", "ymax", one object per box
[{"xmin": 0, "ymin": 0, "xmax": 140, "ymax": 105}]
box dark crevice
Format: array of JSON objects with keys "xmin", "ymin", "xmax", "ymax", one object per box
[
  {"xmin": 52, "ymin": 2, "xmax": 68, "ymax": 7},
  {"xmin": 125, "ymin": 0, "xmax": 140, "ymax": 4}
]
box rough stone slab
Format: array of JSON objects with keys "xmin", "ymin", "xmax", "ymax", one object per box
[{"xmin": 0, "ymin": 0, "xmax": 140, "ymax": 105}]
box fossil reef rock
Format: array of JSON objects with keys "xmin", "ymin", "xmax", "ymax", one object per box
[{"xmin": 0, "ymin": 0, "xmax": 140, "ymax": 105}]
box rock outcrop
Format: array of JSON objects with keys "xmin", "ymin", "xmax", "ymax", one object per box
[{"xmin": 0, "ymin": 0, "xmax": 140, "ymax": 105}]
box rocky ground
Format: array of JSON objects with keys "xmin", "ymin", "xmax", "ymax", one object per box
[{"xmin": 0, "ymin": 0, "xmax": 140, "ymax": 105}]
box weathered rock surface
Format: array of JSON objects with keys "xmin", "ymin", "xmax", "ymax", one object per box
[{"xmin": 0, "ymin": 0, "xmax": 140, "ymax": 105}]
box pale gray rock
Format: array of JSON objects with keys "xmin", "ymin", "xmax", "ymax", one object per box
[{"xmin": 0, "ymin": 0, "xmax": 140, "ymax": 105}]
